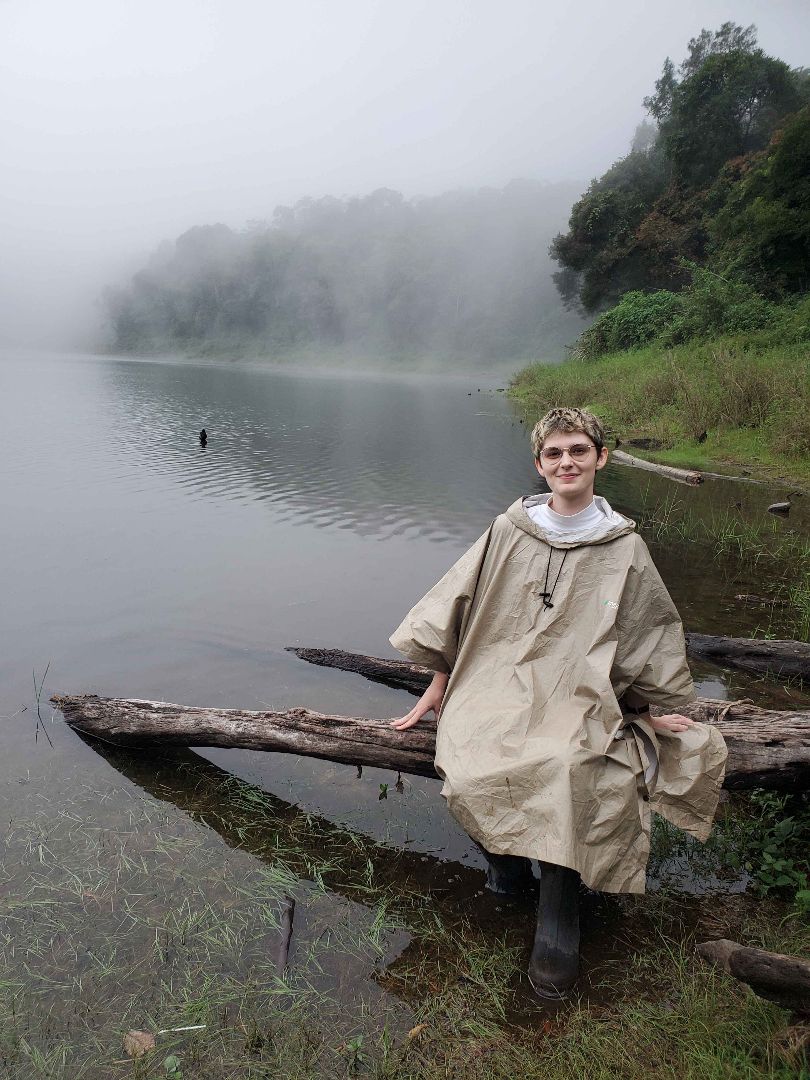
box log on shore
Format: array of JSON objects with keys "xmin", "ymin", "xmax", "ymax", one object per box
[
  {"xmin": 611, "ymin": 449, "xmax": 703, "ymax": 485},
  {"xmin": 293, "ymin": 630, "xmax": 810, "ymax": 684},
  {"xmin": 685, "ymin": 635, "xmax": 810, "ymax": 681},
  {"xmin": 52, "ymin": 692, "xmax": 810, "ymax": 790},
  {"xmin": 53, "ymin": 694, "xmax": 438, "ymax": 778},
  {"xmin": 697, "ymin": 939, "xmax": 810, "ymax": 1017}
]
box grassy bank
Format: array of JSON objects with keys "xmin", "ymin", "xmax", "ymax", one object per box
[
  {"xmin": 637, "ymin": 493, "xmax": 810, "ymax": 641},
  {"xmin": 1, "ymin": 755, "xmax": 808, "ymax": 1079},
  {"xmin": 510, "ymin": 306, "xmax": 810, "ymax": 486}
]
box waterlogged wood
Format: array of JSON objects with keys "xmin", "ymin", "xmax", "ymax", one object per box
[
  {"xmin": 685, "ymin": 634, "xmax": 810, "ymax": 680},
  {"xmin": 611, "ymin": 449, "xmax": 703, "ymax": 486},
  {"xmin": 294, "ymin": 631, "xmax": 810, "ymax": 684},
  {"xmin": 52, "ymin": 694, "xmax": 438, "ymax": 778},
  {"xmin": 52, "ymin": 690, "xmax": 810, "ymax": 790},
  {"xmin": 697, "ymin": 939, "xmax": 810, "ymax": 1017},
  {"xmin": 286, "ymin": 646, "xmax": 434, "ymax": 694},
  {"xmin": 290, "ymin": 649, "xmax": 810, "ymax": 788}
]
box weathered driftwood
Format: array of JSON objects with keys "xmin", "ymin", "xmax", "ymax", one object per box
[
  {"xmin": 52, "ymin": 690, "xmax": 810, "ymax": 790},
  {"xmin": 685, "ymin": 634, "xmax": 810, "ymax": 680},
  {"xmin": 697, "ymin": 939, "xmax": 810, "ymax": 1017},
  {"xmin": 293, "ymin": 630, "xmax": 810, "ymax": 684},
  {"xmin": 289, "ymin": 649, "xmax": 810, "ymax": 788},
  {"xmin": 53, "ymin": 694, "xmax": 439, "ymax": 778},
  {"xmin": 611, "ymin": 449, "xmax": 703, "ymax": 486},
  {"xmin": 286, "ymin": 647, "xmax": 435, "ymax": 694}
]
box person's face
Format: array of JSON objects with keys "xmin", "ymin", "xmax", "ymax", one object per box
[{"xmin": 534, "ymin": 430, "xmax": 608, "ymax": 505}]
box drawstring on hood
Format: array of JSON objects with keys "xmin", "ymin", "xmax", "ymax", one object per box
[{"xmin": 539, "ymin": 548, "xmax": 568, "ymax": 609}]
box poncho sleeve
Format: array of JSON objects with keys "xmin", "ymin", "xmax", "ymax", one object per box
[
  {"xmin": 610, "ymin": 534, "xmax": 696, "ymax": 710},
  {"xmin": 389, "ymin": 525, "xmax": 494, "ymax": 674},
  {"xmin": 612, "ymin": 536, "xmax": 727, "ymax": 842}
]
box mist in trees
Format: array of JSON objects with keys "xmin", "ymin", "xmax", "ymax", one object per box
[
  {"xmin": 552, "ymin": 23, "xmax": 810, "ymax": 315},
  {"xmin": 104, "ymin": 181, "xmax": 589, "ymax": 365}
]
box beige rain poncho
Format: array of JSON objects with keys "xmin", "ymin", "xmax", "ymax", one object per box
[{"xmin": 391, "ymin": 495, "xmax": 727, "ymax": 894}]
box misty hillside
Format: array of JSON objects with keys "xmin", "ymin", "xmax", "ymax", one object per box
[
  {"xmin": 515, "ymin": 24, "xmax": 810, "ymax": 477},
  {"xmin": 104, "ymin": 181, "xmax": 589, "ymax": 365}
]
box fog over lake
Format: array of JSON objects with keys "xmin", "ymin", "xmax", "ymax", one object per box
[{"xmin": 2, "ymin": 0, "xmax": 809, "ymax": 350}]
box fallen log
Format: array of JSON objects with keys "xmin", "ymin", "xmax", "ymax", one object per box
[
  {"xmin": 294, "ymin": 630, "xmax": 810, "ymax": 684},
  {"xmin": 685, "ymin": 634, "xmax": 810, "ymax": 681},
  {"xmin": 697, "ymin": 939, "xmax": 810, "ymax": 1018},
  {"xmin": 52, "ymin": 691, "xmax": 810, "ymax": 790},
  {"xmin": 287, "ymin": 647, "xmax": 434, "ymax": 694},
  {"xmin": 611, "ymin": 449, "xmax": 703, "ymax": 486}
]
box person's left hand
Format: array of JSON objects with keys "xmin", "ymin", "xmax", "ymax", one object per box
[{"xmin": 650, "ymin": 713, "xmax": 695, "ymax": 733}]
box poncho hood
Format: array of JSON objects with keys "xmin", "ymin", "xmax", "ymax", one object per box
[{"xmin": 506, "ymin": 493, "xmax": 636, "ymax": 549}]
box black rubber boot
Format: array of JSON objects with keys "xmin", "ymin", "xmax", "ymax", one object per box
[
  {"xmin": 528, "ymin": 861, "xmax": 581, "ymax": 999},
  {"xmin": 473, "ymin": 841, "xmax": 535, "ymax": 896}
]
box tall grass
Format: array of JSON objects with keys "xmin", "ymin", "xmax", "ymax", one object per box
[
  {"xmin": 638, "ymin": 493, "xmax": 810, "ymax": 640},
  {"xmin": 510, "ymin": 306, "xmax": 810, "ymax": 479}
]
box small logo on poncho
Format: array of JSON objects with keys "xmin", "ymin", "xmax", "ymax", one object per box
[{"xmin": 603, "ymin": 599, "xmax": 619, "ymax": 609}]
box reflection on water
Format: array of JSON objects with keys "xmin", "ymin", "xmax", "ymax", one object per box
[
  {"xmin": 0, "ymin": 351, "xmax": 806, "ymax": 1062},
  {"xmin": 0, "ymin": 351, "xmax": 807, "ymax": 871},
  {"xmin": 101, "ymin": 359, "xmax": 540, "ymax": 543}
]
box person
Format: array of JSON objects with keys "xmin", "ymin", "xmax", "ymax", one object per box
[{"xmin": 389, "ymin": 407, "xmax": 727, "ymax": 999}]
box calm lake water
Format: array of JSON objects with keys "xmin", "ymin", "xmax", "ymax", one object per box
[
  {"xmin": 0, "ymin": 351, "xmax": 807, "ymax": 1062},
  {"xmin": 1, "ymin": 350, "xmax": 806, "ymax": 859}
]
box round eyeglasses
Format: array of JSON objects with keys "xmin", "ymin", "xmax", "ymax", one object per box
[{"xmin": 539, "ymin": 443, "xmax": 596, "ymax": 462}]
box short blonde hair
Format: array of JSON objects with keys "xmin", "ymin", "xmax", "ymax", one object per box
[{"xmin": 530, "ymin": 407, "xmax": 606, "ymax": 460}]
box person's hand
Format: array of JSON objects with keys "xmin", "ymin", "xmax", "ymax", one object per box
[
  {"xmin": 650, "ymin": 713, "xmax": 695, "ymax": 734},
  {"xmin": 390, "ymin": 672, "xmax": 449, "ymax": 730}
]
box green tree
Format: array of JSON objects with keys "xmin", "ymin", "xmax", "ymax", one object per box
[
  {"xmin": 710, "ymin": 106, "xmax": 810, "ymax": 295},
  {"xmin": 550, "ymin": 146, "xmax": 670, "ymax": 311},
  {"xmin": 661, "ymin": 49, "xmax": 800, "ymax": 186}
]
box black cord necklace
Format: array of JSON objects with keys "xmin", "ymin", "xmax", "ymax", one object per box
[{"xmin": 538, "ymin": 547, "xmax": 568, "ymax": 610}]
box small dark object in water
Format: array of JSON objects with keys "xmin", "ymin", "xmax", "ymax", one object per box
[
  {"xmin": 199, "ymin": 429, "xmax": 207, "ymax": 447},
  {"xmin": 275, "ymin": 896, "xmax": 295, "ymax": 975},
  {"xmin": 697, "ymin": 431, "xmax": 708, "ymax": 444},
  {"xmin": 767, "ymin": 492, "xmax": 800, "ymax": 515}
]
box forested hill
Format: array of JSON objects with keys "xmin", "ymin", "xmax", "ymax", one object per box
[
  {"xmin": 550, "ymin": 22, "xmax": 810, "ymax": 345},
  {"xmin": 513, "ymin": 24, "xmax": 810, "ymax": 479},
  {"xmin": 105, "ymin": 181, "xmax": 589, "ymax": 365}
]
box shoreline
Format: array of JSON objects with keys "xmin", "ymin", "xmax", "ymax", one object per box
[{"xmin": 508, "ymin": 333, "xmax": 810, "ymax": 491}]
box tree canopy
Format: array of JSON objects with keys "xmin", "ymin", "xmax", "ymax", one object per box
[{"xmin": 552, "ymin": 23, "xmax": 809, "ymax": 313}]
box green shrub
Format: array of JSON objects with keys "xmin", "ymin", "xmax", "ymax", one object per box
[
  {"xmin": 661, "ymin": 266, "xmax": 781, "ymax": 344},
  {"xmin": 577, "ymin": 290, "xmax": 684, "ymax": 358},
  {"xmin": 577, "ymin": 267, "xmax": 783, "ymax": 359}
]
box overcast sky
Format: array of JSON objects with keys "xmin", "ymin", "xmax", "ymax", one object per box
[{"xmin": 2, "ymin": 0, "xmax": 808, "ymax": 346}]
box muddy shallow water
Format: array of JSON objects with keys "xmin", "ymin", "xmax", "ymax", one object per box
[{"xmin": 0, "ymin": 351, "xmax": 807, "ymax": 1069}]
